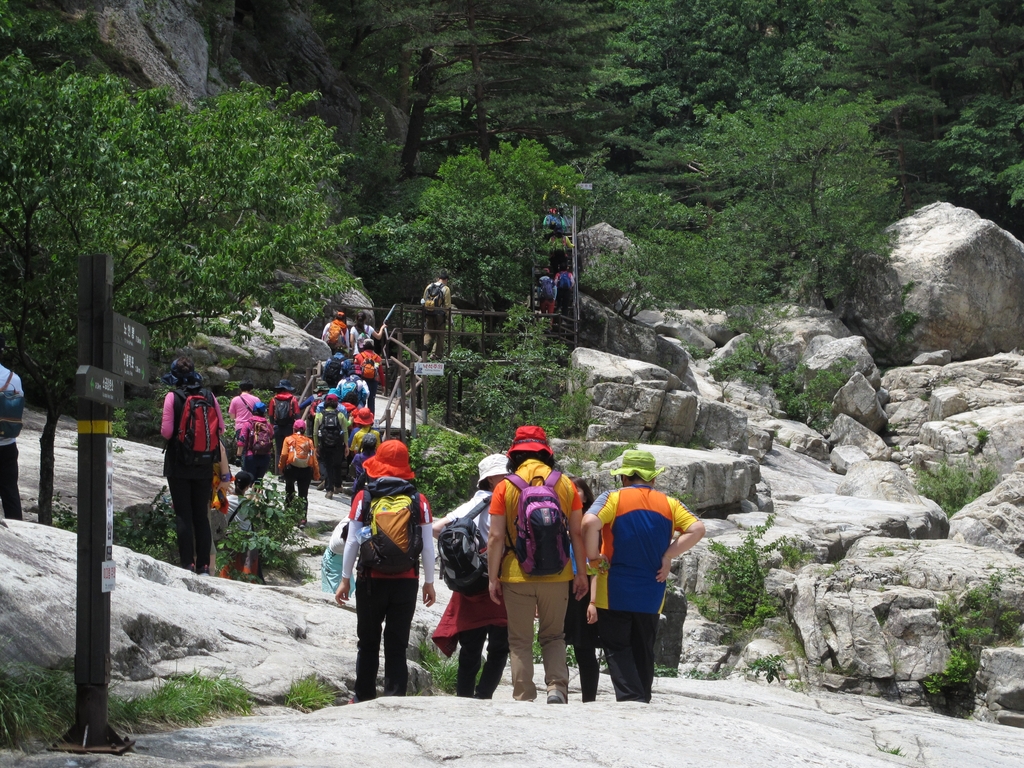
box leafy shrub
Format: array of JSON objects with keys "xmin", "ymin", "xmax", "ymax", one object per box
[
  {"xmin": 218, "ymin": 480, "xmax": 305, "ymax": 575},
  {"xmin": 417, "ymin": 640, "xmax": 458, "ymax": 695},
  {"xmin": 923, "ymin": 573, "xmax": 1023, "ymax": 696},
  {"xmin": 114, "ymin": 489, "xmax": 179, "ymax": 563},
  {"xmin": 915, "ymin": 460, "xmax": 999, "ymax": 517},
  {"xmin": 692, "ymin": 515, "xmax": 782, "ymax": 631},
  {"xmin": 408, "ymin": 425, "xmax": 489, "ymax": 515},
  {"xmin": 748, "ymin": 654, "xmax": 786, "ymax": 683},
  {"xmin": 284, "ymin": 675, "xmax": 337, "ymax": 712}
]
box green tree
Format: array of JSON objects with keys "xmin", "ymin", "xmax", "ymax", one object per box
[
  {"xmin": 685, "ymin": 95, "xmax": 897, "ymax": 307},
  {"xmin": 0, "ymin": 58, "xmax": 352, "ymax": 523}
]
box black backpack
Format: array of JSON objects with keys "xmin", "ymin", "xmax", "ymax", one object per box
[
  {"xmin": 437, "ymin": 496, "xmax": 490, "ymax": 595},
  {"xmin": 319, "ymin": 410, "xmax": 343, "ymax": 448},
  {"xmin": 272, "ymin": 397, "xmax": 293, "ymax": 428},
  {"xmin": 424, "ymin": 281, "xmax": 446, "ymax": 316},
  {"xmin": 323, "ymin": 357, "xmax": 344, "ymax": 387}
]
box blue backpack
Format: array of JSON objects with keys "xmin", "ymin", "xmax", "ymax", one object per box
[
  {"xmin": 507, "ymin": 470, "xmax": 570, "ymax": 576},
  {"xmin": 557, "ymin": 271, "xmax": 573, "ymax": 292},
  {"xmin": 538, "ymin": 276, "xmax": 555, "ymax": 300},
  {"xmin": 0, "ymin": 371, "xmax": 24, "ymax": 439}
]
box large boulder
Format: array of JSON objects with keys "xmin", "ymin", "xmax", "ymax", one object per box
[
  {"xmin": 577, "ymin": 295, "xmax": 657, "ymax": 363},
  {"xmin": 919, "ymin": 405, "xmax": 1024, "ymax": 477},
  {"xmin": 833, "ymin": 372, "xmax": 888, "ymax": 433},
  {"xmin": 768, "ymin": 537, "xmax": 1024, "ymax": 699},
  {"xmin": 759, "ymin": 419, "xmax": 830, "ymax": 462},
  {"xmin": 948, "ymin": 474, "xmax": 1024, "ymax": 556},
  {"xmin": 803, "ymin": 336, "xmax": 881, "ymax": 389},
  {"xmin": 835, "ymin": 461, "xmax": 931, "ymax": 505},
  {"xmin": 976, "ymin": 648, "xmax": 1024, "ymax": 726},
  {"xmin": 671, "ymin": 309, "xmax": 735, "ymax": 347},
  {"xmin": 595, "ymin": 444, "xmax": 761, "ymax": 517},
  {"xmin": 0, "ymin": 522, "xmax": 374, "ymax": 702},
  {"xmin": 694, "ymin": 398, "xmax": 750, "ymax": 454},
  {"xmin": 845, "ymin": 203, "xmax": 1024, "ymax": 363},
  {"xmin": 184, "ymin": 309, "xmax": 330, "ymax": 392},
  {"xmin": 634, "ymin": 310, "xmax": 716, "ymax": 353},
  {"xmin": 759, "ymin": 445, "xmax": 841, "ymax": 505},
  {"xmin": 829, "ymin": 414, "xmax": 890, "ymax": 461},
  {"xmin": 576, "ymin": 223, "xmax": 632, "ymax": 305},
  {"xmin": 763, "ymin": 305, "xmax": 852, "ymax": 371}
]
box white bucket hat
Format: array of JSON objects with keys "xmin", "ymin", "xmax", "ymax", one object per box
[{"xmin": 477, "ymin": 453, "xmax": 508, "ymax": 490}]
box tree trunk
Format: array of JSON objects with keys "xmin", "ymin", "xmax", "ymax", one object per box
[
  {"xmin": 401, "ymin": 47, "xmax": 435, "ymax": 177},
  {"xmin": 467, "ymin": 1, "xmax": 490, "ymax": 162},
  {"xmin": 37, "ymin": 405, "xmax": 59, "ymax": 525}
]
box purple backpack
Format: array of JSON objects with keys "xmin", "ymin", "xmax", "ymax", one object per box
[{"xmin": 507, "ymin": 470, "xmax": 570, "ymax": 576}]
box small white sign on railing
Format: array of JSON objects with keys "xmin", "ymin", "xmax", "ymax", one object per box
[{"xmin": 414, "ymin": 362, "xmax": 446, "ymax": 376}]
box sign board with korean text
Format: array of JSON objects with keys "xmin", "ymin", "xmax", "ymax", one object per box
[{"xmin": 414, "ymin": 362, "xmax": 445, "ymax": 376}]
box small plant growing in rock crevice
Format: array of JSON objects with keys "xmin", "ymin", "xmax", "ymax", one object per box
[
  {"xmin": 284, "ymin": 675, "xmax": 337, "ymax": 712},
  {"xmin": 748, "ymin": 654, "xmax": 786, "ymax": 683},
  {"xmin": 692, "ymin": 515, "xmax": 783, "ymax": 632},
  {"xmin": 923, "ymin": 572, "xmax": 1023, "ymax": 697}
]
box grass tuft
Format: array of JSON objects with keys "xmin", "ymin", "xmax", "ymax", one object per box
[
  {"xmin": 284, "ymin": 675, "xmax": 337, "ymax": 712},
  {"xmin": 418, "ymin": 640, "xmax": 458, "ymax": 695},
  {"xmin": 0, "ymin": 663, "xmax": 251, "ymax": 748}
]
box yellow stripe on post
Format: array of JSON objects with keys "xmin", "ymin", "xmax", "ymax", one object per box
[{"xmin": 77, "ymin": 420, "xmax": 112, "ymax": 435}]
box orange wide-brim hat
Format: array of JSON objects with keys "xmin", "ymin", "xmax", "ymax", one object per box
[{"xmin": 362, "ymin": 440, "xmax": 415, "ymax": 480}]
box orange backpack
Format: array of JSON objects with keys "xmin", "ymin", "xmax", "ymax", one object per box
[
  {"xmin": 289, "ymin": 436, "xmax": 314, "ymax": 468},
  {"xmin": 327, "ymin": 319, "xmax": 348, "ymax": 348}
]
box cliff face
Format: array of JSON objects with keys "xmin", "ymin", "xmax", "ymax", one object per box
[{"xmin": 60, "ymin": 0, "xmax": 359, "ymax": 136}]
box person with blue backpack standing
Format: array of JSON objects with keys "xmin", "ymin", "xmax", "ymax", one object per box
[
  {"xmin": 555, "ymin": 268, "xmax": 575, "ymax": 316},
  {"xmin": 486, "ymin": 426, "xmax": 588, "ymax": 704},
  {"xmin": 0, "ymin": 333, "xmax": 24, "ymax": 522},
  {"xmin": 160, "ymin": 356, "xmax": 225, "ymax": 574}
]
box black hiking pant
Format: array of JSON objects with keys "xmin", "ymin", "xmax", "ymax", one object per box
[
  {"xmin": 597, "ymin": 608, "xmax": 659, "ymax": 703},
  {"xmin": 167, "ymin": 476, "xmax": 213, "ymax": 572},
  {"xmin": 457, "ymin": 625, "xmax": 509, "ymax": 699},
  {"xmin": 283, "ymin": 465, "xmax": 313, "ymax": 519},
  {"xmin": 354, "ymin": 576, "xmax": 418, "ymax": 701},
  {"xmin": 565, "ymin": 590, "xmax": 601, "ymax": 702},
  {"xmin": 0, "ymin": 442, "xmax": 22, "ymax": 521},
  {"xmin": 319, "ymin": 445, "xmax": 345, "ymax": 492}
]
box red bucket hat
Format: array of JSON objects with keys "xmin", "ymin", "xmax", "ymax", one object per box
[
  {"xmin": 352, "ymin": 407, "xmax": 374, "ymax": 426},
  {"xmin": 507, "ymin": 425, "xmax": 552, "ymax": 456},
  {"xmin": 362, "ymin": 440, "xmax": 415, "ymax": 480}
]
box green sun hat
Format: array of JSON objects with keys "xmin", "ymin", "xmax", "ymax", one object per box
[{"xmin": 609, "ymin": 449, "xmax": 665, "ymax": 482}]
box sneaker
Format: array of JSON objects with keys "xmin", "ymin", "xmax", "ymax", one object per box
[
  {"xmin": 298, "ymin": 519, "xmax": 307, "ymax": 528},
  {"xmin": 546, "ymin": 690, "xmax": 567, "ymax": 705},
  {"xmin": 197, "ymin": 565, "xmax": 210, "ymax": 577},
  {"xmin": 325, "ymin": 490, "xmax": 333, "ymax": 500}
]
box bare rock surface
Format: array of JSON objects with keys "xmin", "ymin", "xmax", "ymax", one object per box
[
  {"xmin": 804, "ymin": 336, "xmax": 881, "ymax": 389},
  {"xmin": 758, "ymin": 419, "xmax": 830, "ymax": 462},
  {"xmin": 833, "ymin": 372, "xmax": 887, "ymax": 432},
  {"xmin": 835, "ymin": 461, "xmax": 930, "ymax": 505},
  {"xmin": 949, "ymin": 474, "xmax": 1024, "ymax": 556},
  {"xmin": 847, "ymin": 203, "xmax": 1024, "ymax": 363},
  {"xmin": 7, "ymin": 677, "xmax": 1024, "ymax": 768},
  {"xmin": 769, "ymin": 537, "xmax": 1024, "ymax": 703},
  {"xmin": 759, "ymin": 445, "xmax": 840, "ymax": 505}
]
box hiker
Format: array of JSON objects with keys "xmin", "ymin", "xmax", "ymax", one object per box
[
  {"xmin": 537, "ymin": 269, "xmax": 557, "ymax": 315},
  {"xmin": 227, "ymin": 379, "xmax": 260, "ymax": 443},
  {"xmin": 278, "ymin": 419, "xmax": 320, "ymax": 527},
  {"xmin": 322, "ymin": 311, "xmax": 350, "ymax": 354},
  {"xmin": 582, "ymin": 450, "xmax": 706, "ymax": 703},
  {"xmin": 299, "ymin": 381, "xmax": 329, "ymax": 433},
  {"xmin": 431, "ymin": 454, "xmax": 510, "ymax": 699},
  {"xmin": 353, "ymin": 338, "xmax": 385, "ymax": 415},
  {"xmin": 314, "ymin": 394, "xmax": 348, "ymax": 500},
  {"xmin": 160, "ymin": 356, "xmax": 225, "ymax": 574},
  {"xmin": 348, "ymin": 407, "xmax": 380, "ymax": 457},
  {"xmin": 555, "ymin": 268, "xmax": 575, "ymax": 316},
  {"xmin": 322, "ymin": 519, "xmax": 354, "ymax": 594},
  {"xmin": 270, "ymin": 379, "xmax": 300, "ymax": 474},
  {"xmin": 0, "ymin": 333, "xmax": 24, "ymax": 522},
  {"xmin": 235, "ymin": 402, "xmax": 274, "ymax": 483},
  {"xmin": 336, "ymin": 440, "xmax": 436, "ymax": 702},
  {"xmin": 347, "ymin": 310, "xmax": 385, "ymax": 353},
  {"xmin": 219, "ymin": 470, "xmax": 261, "ymax": 581},
  {"xmin": 322, "ymin": 352, "xmax": 346, "ymax": 389},
  {"xmin": 421, "ymin": 271, "xmax": 451, "ymax": 359},
  {"xmin": 486, "ymin": 426, "xmax": 588, "ymax": 704},
  {"xmin": 334, "ymin": 360, "xmax": 369, "ymax": 412},
  {"xmin": 564, "ymin": 477, "xmax": 602, "ymax": 702},
  {"xmin": 350, "ymin": 431, "xmax": 378, "ymax": 496}
]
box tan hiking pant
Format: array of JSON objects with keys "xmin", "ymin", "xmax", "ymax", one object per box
[{"xmin": 502, "ymin": 580, "xmax": 570, "ymax": 701}]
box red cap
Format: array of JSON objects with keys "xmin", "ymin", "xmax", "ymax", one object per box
[
  {"xmin": 507, "ymin": 425, "xmax": 552, "ymax": 456},
  {"xmin": 362, "ymin": 440, "xmax": 415, "ymax": 480},
  {"xmin": 352, "ymin": 407, "xmax": 374, "ymax": 426}
]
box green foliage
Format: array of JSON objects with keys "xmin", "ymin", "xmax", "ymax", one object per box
[
  {"xmin": 114, "ymin": 489, "xmax": 178, "ymax": 563},
  {"xmin": 284, "ymin": 676, "xmax": 337, "ymax": 712},
  {"xmin": 0, "ymin": 663, "xmax": 250, "ymax": 748},
  {"xmin": 408, "ymin": 425, "xmax": 488, "ymax": 515},
  {"xmin": 418, "ymin": 640, "xmax": 458, "ymax": 695},
  {"xmin": 748, "ymin": 654, "xmax": 786, "ymax": 683},
  {"xmin": 653, "ymin": 664, "xmax": 678, "ymax": 678},
  {"xmin": 877, "ymin": 744, "xmax": 906, "ymax": 757},
  {"xmin": 923, "ymin": 573, "xmax": 1023, "ymax": 696},
  {"xmin": 692, "ymin": 515, "xmax": 782, "ymax": 631},
  {"xmin": 447, "ymin": 306, "xmax": 582, "ymax": 445},
  {"xmin": 219, "ymin": 481, "xmax": 305, "ymax": 575},
  {"xmin": 915, "ymin": 460, "xmax": 999, "ymax": 518}
]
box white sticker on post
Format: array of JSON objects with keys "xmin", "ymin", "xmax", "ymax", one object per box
[{"xmin": 101, "ymin": 560, "xmax": 116, "ymax": 593}]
